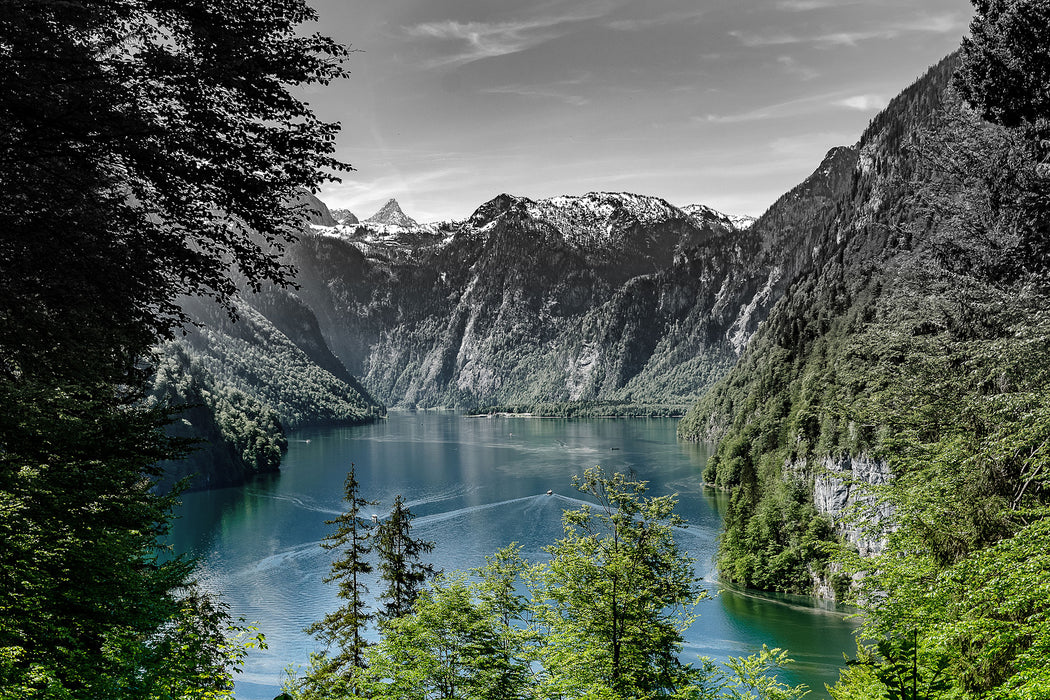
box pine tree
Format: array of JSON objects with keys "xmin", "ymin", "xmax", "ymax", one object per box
[
  {"xmin": 532, "ymin": 467, "xmax": 704, "ymax": 698},
  {"xmin": 306, "ymin": 465, "xmax": 377, "ymax": 675},
  {"xmin": 374, "ymin": 495, "xmax": 436, "ymax": 623}
]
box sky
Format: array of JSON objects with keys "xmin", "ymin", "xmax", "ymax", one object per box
[{"xmin": 303, "ymin": 0, "xmax": 975, "ymax": 223}]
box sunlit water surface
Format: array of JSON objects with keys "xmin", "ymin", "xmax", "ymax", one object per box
[{"xmin": 169, "ymin": 412, "xmax": 858, "ymax": 699}]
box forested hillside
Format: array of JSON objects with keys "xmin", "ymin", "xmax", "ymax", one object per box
[
  {"xmin": 150, "ymin": 266, "xmax": 384, "ymax": 490},
  {"xmin": 679, "ymin": 3, "xmax": 1050, "ymax": 695},
  {"xmin": 678, "ymin": 54, "xmax": 963, "ymax": 595},
  {"xmin": 149, "ymin": 343, "xmax": 286, "ymax": 491}
]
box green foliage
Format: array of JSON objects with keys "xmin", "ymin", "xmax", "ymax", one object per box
[
  {"xmin": 362, "ymin": 563, "xmax": 534, "ymax": 700},
  {"xmin": 1, "ymin": 0, "xmax": 347, "ymax": 374},
  {"xmin": 134, "ymin": 589, "xmax": 268, "ymax": 700},
  {"xmin": 530, "ymin": 467, "xmax": 705, "ymax": 698},
  {"xmin": 956, "ymin": 0, "xmax": 1050, "ymax": 133},
  {"xmin": 718, "ymin": 647, "xmax": 811, "ymax": 700},
  {"xmin": 151, "ymin": 342, "xmax": 287, "ymax": 488},
  {"xmin": 290, "ymin": 472, "xmax": 811, "ymax": 700},
  {"xmin": 374, "ymin": 495, "xmax": 437, "ymax": 623},
  {"xmin": 0, "ymin": 0, "xmax": 348, "ymax": 693},
  {"xmin": 303, "ymin": 466, "xmax": 378, "ymax": 684},
  {"xmin": 825, "ymin": 19, "xmax": 1050, "ymax": 697}
]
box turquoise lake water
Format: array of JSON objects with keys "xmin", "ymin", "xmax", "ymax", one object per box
[{"xmin": 169, "ymin": 412, "xmax": 858, "ymax": 699}]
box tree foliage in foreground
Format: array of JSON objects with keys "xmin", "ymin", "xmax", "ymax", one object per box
[
  {"xmin": 300, "ymin": 466, "xmax": 377, "ymax": 697},
  {"xmin": 374, "ymin": 494, "xmax": 437, "ymax": 624},
  {"xmin": 287, "ymin": 469, "xmax": 811, "ymax": 700},
  {"xmin": 532, "ymin": 467, "xmax": 703, "ymax": 698},
  {"xmin": 829, "ymin": 2, "xmax": 1050, "ymax": 697},
  {"xmin": 0, "ymin": 0, "xmax": 347, "ymax": 695}
]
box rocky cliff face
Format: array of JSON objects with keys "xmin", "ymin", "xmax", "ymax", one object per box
[
  {"xmin": 676, "ymin": 54, "xmax": 963, "ymax": 595},
  {"xmin": 279, "ymin": 187, "xmax": 851, "ymax": 410},
  {"xmin": 811, "ymin": 455, "xmax": 892, "ymax": 557}
]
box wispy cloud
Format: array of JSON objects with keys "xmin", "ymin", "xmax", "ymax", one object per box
[
  {"xmin": 606, "ymin": 9, "xmax": 707, "ymax": 32},
  {"xmin": 908, "ymin": 13, "xmax": 967, "ymax": 34},
  {"xmin": 730, "ymin": 12, "xmax": 966, "ymax": 48},
  {"xmin": 777, "ymin": 55, "xmax": 820, "ymax": 81},
  {"xmin": 834, "ymin": 94, "xmax": 888, "ymax": 110},
  {"xmin": 699, "ymin": 89, "xmax": 889, "ymax": 124},
  {"xmin": 404, "ymin": 6, "xmax": 613, "ymax": 68},
  {"xmin": 697, "ymin": 91, "xmax": 839, "ymax": 124},
  {"xmin": 480, "ymin": 77, "xmax": 591, "ymax": 106},
  {"xmin": 775, "ymin": 0, "xmax": 859, "ymax": 11}
]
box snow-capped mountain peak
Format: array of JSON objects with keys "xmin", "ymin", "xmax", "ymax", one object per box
[
  {"xmin": 365, "ymin": 199, "xmax": 418, "ymax": 228},
  {"xmin": 681, "ymin": 203, "xmax": 755, "ymax": 231}
]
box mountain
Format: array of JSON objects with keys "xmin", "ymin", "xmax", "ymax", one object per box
[
  {"xmin": 154, "ymin": 285, "xmax": 385, "ymax": 490},
  {"xmin": 365, "ymin": 198, "xmax": 418, "ymax": 228},
  {"xmin": 329, "ymin": 208, "xmax": 359, "ymax": 225},
  {"xmin": 677, "ymin": 55, "xmax": 974, "ymax": 596},
  {"xmin": 295, "ymin": 191, "xmax": 338, "ymax": 227},
  {"xmin": 276, "ymin": 184, "xmax": 855, "ymax": 413}
]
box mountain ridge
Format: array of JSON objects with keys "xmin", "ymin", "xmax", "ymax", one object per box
[
  {"xmin": 677, "ymin": 54, "xmax": 966, "ymax": 596},
  {"xmin": 278, "ymin": 160, "xmax": 855, "ymax": 412},
  {"xmin": 365, "ymin": 198, "xmax": 418, "ymax": 228}
]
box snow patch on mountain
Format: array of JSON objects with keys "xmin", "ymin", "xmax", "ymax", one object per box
[
  {"xmin": 366, "ymin": 199, "xmax": 418, "ymax": 228},
  {"xmin": 728, "ymin": 215, "xmax": 756, "ymax": 230},
  {"xmin": 682, "ymin": 204, "xmax": 755, "ymax": 231},
  {"xmin": 526, "ymin": 192, "xmax": 686, "ymax": 245}
]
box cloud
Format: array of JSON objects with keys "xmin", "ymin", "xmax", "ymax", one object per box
[
  {"xmin": 777, "ymin": 55, "xmax": 820, "ymax": 81},
  {"xmin": 775, "ymin": 0, "xmax": 859, "ymax": 10},
  {"xmin": 730, "ymin": 11, "xmax": 967, "ymax": 49},
  {"xmin": 606, "ymin": 9, "xmax": 707, "ymax": 31},
  {"xmin": 698, "ymin": 90, "xmax": 840, "ymax": 124},
  {"xmin": 908, "ymin": 13, "xmax": 967, "ymax": 34},
  {"xmin": 730, "ymin": 28, "xmax": 896, "ymax": 47},
  {"xmin": 404, "ymin": 6, "xmax": 617, "ymax": 68},
  {"xmin": 833, "ymin": 94, "xmax": 888, "ymax": 110},
  {"xmin": 698, "ymin": 89, "xmax": 889, "ymax": 124},
  {"xmin": 480, "ymin": 78, "xmax": 590, "ymax": 106}
]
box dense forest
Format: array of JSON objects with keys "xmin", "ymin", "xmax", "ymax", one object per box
[
  {"xmin": 2, "ymin": 0, "xmax": 1049, "ymax": 698},
  {"xmin": 0, "ymin": 0, "xmax": 349, "ymax": 695},
  {"xmin": 678, "ymin": 2, "xmax": 1050, "ymax": 698}
]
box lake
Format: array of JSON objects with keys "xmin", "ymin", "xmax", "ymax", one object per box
[{"xmin": 169, "ymin": 412, "xmax": 859, "ymax": 699}]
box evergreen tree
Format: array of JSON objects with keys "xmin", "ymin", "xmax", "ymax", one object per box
[
  {"xmin": 351, "ymin": 476, "xmax": 809, "ymax": 700},
  {"xmin": 955, "ymin": 0, "xmax": 1050, "ymax": 132},
  {"xmin": 304, "ymin": 465, "xmax": 377, "ymax": 682},
  {"xmin": 0, "ymin": 0, "xmax": 347, "ymax": 694},
  {"xmin": 531, "ymin": 467, "xmax": 704, "ymax": 698},
  {"xmin": 374, "ymin": 495, "xmax": 436, "ymax": 623}
]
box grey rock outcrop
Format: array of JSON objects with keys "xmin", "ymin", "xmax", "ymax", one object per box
[{"xmin": 813, "ymin": 454, "xmax": 893, "ymax": 557}]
